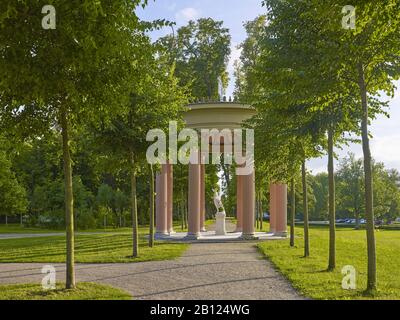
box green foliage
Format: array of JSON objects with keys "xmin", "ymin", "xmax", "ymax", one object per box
[
  {"xmin": 0, "ymin": 150, "xmax": 27, "ymax": 217},
  {"xmin": 31, "ymin": 176, "xmax": 94, "ymax": 228},
  {"xmin": 158, "ymin": 18, "xmax": 231, "ymax": 100},
  {"xmin": 337, "ymin": 154, "xmax": 400, "ymax": 222}
]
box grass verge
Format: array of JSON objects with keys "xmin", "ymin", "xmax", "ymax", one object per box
[
  {"xmin": 257, "ymin": 225, "xmax": 400, "ymax": 300},
  {"xmin": 0, "ymin": 226, "xmax": 189, "ymax": 263},
  {"xmin": 0, "ymin": 282, "xmax": 131, "ymax": 300}
]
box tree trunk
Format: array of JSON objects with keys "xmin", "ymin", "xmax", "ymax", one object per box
[
  {"xmin": 181, "ymin": 189, "xmax": 185, "ymax": 230},
  {"xmin": 185, "ymin": 197, "xmax": 188, "ymax": 229},
  {"xmin": 256, "ymin": 194, "xmax": 259, "ymax": 229},
  {"xmin": 130, "ymin": 151, "xmax": 139, "ymax": 258},
  {"xmin": 355, "ymin": 211, "xmax": 360, "ymax": 230},
  {"xmin": 328, "ymin": 127, "xmax": 336, "ymax": 271},
  {"xmin": 60, "ymin": 106, "xmax": 75, "ymax": 289},
  {"xmin": 290, "ymin": 178, "xmax": 295, "ymax": 247},
  {"xmin": 149, "ymin": 164, "xmax": 155, "ymax": 248},
  {"xmin": 5, "ymin": 215, "xmax": 7, "ymax": 225},
  {"xmin": 20, "ymin": 213, "xmax": 23, "ymax": 226},
  {"xmin": 259, "ymin": 192, "xmax": 263, "ymax": 230},
  {"xmin": 358, "ymin": 63, "xmax": 377, "ymax": 293},
  {"xmin": 302, "ymin": 161, "xmax": 310, "ymax": 257}
]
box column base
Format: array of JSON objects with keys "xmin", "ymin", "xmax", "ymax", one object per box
[
  {"xmin": 168, "ymin": 229, "xmax": 176, "ymax": 235},
  {"xmin": 155, "ymin": 231, "xmax": 170, "ymax": 239},
  {"xmin": 235, "ymin": 227, "xmax": 243, "ymax": 233},
  {"xmin": 240, "ymin": 234, "xmax": 259, "ymax": 241},
  {"xmin": 184, "ymin": 233, "xmax": 201, "ymax": 240},
  {"xmin": 273, "ymin": 231, "xmax": 288, "ymax": 238},
  {"xmin": 156, "ymin": 231, "xmax": 169, "ymax": 236},
  {"xmin": 200, "ymin": 228, "xmax": 207, "ymax": 232}
]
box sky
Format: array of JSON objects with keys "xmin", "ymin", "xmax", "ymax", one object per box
[{"xmin": 138, "ymin": 0, "xmax": 400, "ymax": 174}]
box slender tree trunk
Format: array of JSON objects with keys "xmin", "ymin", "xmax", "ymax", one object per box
[
  {"xmin": 355, "ymin": 211, "xmax": 360, "ymax": 230},
  {"xmin": 149, "ymin": 164, "xmax": 155, "ymax": 248},
  {"xmin": 256, "ymin": 194, "xmax": 259, "ymax": 229},
  {"xmin": 259, "ymin": 192, "xmax": 263, "ymax": 230},
  {"xmin": 130, "ymin": 151, "xmax": 138, "ymax": 258},
  {"xmin": 328, "ymin": 127, "xmax": 336, "ymax": 271},
  {"xmin": 20, "ymin": 213, "xmax": 23, "ymax": 226},
  {"xmin": 302, "ymin": 161, "xmax": 310, "ymax": 257},
  {"xmin": 181, "ymin": 189, "xmax": 185, "ymax": 231},
  {"xmin": 185, "ymin": 197, "xmax": 188, "ymax": 229},
  {"xmin": 5, "ymin": 215, "xmax": 7, "ymax": 225},
  {"xmin": 60, "ymin": 106, "xmax": 75, "ymax": 289},
  {"xmin": 290, "ymin": 178, "xmax": 295, "ymax": 247},
  {"xmin": 358, "ymin": 63, "xmax": 377, "ymax": 293}
]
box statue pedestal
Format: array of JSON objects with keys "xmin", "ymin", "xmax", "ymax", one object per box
[{"xmin": 215, "ymin": 211, "xmax": 227, "ymax": 236}]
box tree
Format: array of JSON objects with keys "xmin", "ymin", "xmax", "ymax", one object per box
[
  {"xmin": 158, "ymin": 18, "xmax": 231, "ymax": 100},
  {"xmin": 258, "ymin": 0, "xmax": 400, "ymax": 290},
  {"xmin": 337, "ymin": 154, "xmax": 364, "ymax": 227},
  {"xmin": 93, "ymin": 35, "xmax": 187, "ymax": 257},
  {"xmin": 97, "ymin": 184, "xmax": 114, "ymax": 227},
  {"xmin": 329, "ymin": 1, "xmax": 400, "ymax": 291},
  {"xmin": 289, "ymin": 178, "xmax": 296, "ymax": 247},
  {"xmin": 234, "ymin": 15, "xmax": 267, "ymax": 103},
  {"xmin": 0, "ymin": 150, "xmax": 27, "ymax": 223},
  {"xmin": 0, "ymin": 0, "xmax": 147, "ymax": 289},
  {"xmin": 149, "ymin": 164, "xmax": 155, "ymax": 247}
]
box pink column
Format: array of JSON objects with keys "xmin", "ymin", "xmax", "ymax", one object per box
[
  {"xmin": 269, "ymin": 183, "xmax": 277, "ymax": 234},
  {"xmin": 200, "ymin": 164, "xmax": 206, "ymax": 232},
  {"xmin": 236, "ymin": 175, "xmax": 243, "ymax": 232},
  {"xmin": 242, "ymin": 170, "xmax": 255, "ymax": 238},
  {"xmin": 167, "ymin": 163, "xmax": 174, "ymax": 234},
  {"xmin": 187, "ymin": 159, "xmax": 201, "ymax": 239},
  {"xmin": 156, "ymin": 167, "xmax": 168, "ymax": 235},
  {"xmin": 274, "ymin": 183, "xmax": 288, "ymax": 237}
]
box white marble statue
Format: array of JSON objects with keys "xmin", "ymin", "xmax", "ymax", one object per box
[
  {"xmin": 213, "ymin": 190, "xmax": 224, "ymax": 213},
  {"xmin": 213, "ymin": 189, "xmax": 227, "ymax": 236}
]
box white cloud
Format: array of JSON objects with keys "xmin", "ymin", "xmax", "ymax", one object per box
[
  {"xmin": 371, "ymin": 134, "xmax": 400, "ymax": 168},
  {"xmin": 175, "ymin": 7, "xmax": 200, "ymax": 24}
]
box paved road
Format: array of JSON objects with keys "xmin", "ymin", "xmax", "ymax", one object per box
[{"xmin": 0, "ymin": 234, "xmax": 303, "ymax": 300}]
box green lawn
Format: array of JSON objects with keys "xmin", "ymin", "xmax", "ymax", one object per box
[
  {"xmin": 257, "ymin": 225, "xmax": 400, "ymax": 300},
  {"xmin": 0, "ymin": 226, "xmax": 189, "ymax": 263},
  {"xmin": 0, "ymin": 282, "xmax": 131, "ymax": 300},
  {"xmin": 0, "ymin": 223, "xmax": 133, "ymax": 234}
]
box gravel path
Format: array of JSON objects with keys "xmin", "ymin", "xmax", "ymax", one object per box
[{"xmin": 0, "ymin": 222, "xmax": 303, "ymax": 300}]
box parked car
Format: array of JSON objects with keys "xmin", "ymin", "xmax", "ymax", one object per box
[{"xmin": 360, "ymin": 219, "xmax": 366, "ymax": 224}]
